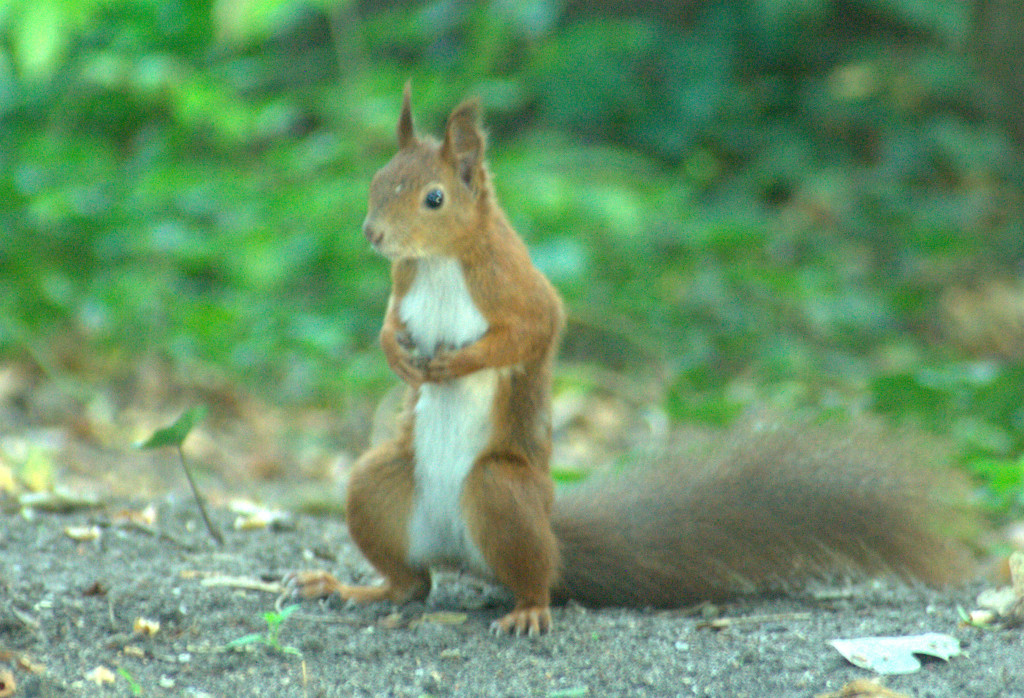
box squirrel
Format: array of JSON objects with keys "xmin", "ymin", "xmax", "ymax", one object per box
[{"xmin": 285, "ymin": 83, "xmax": 970, "ymax": 635}]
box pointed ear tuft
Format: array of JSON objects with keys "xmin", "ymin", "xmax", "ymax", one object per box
[
  {"xmin": 441, "ymin": 98, "xmax": 486, "ymax": 191},
  {"xmin": 397, "ymin": 80, "xmax": 415, "ymax": 149}
]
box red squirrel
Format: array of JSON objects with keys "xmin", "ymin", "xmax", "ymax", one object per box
[{"xmin": 287, "ymin": 84, "xmax": 969, "ymax": 635}]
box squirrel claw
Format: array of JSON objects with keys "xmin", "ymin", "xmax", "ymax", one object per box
[
  {"xmin": 284, "ymin": 571, "xmax": 404, "ymax": 605},
  {"xmin": 395, "ymin": 329, "xmax": 416, "ymax": 350},
  {"xmin": 282, "ymin": 570, "xmax": 344, "ymax": 600},
  {"xmin": 490, "ymin": 606, "xmax": 551, "ymax": 637}
]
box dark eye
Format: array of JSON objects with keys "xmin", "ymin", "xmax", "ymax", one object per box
[{"xmin": 424, "ymin": 188, "xmax": 444, "ymax": 209}]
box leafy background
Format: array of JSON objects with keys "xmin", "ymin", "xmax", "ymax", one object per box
[{"xmin": 1, "ymin": 0, "xmax": 1022, "ymax": 516}]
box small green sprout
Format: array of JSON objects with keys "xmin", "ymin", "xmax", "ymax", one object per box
[
  {"xmin": 226, "ymin": 604, "xmax": 303, "ymax": 657},
  {"xmin": 117, "ymin": 667, "xmax": 143, "ymax": 695},
  {"xmin": 138, "ymin": 406, "xmax": 222, "ymax": 545}
]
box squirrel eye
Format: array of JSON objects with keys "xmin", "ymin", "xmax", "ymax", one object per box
[{"xmin": 424, "ymin": 188, "xmax": 444, "ymax": 209}]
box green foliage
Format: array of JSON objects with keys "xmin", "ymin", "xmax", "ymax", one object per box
[
  {"xmin": 869, "ymin": 361, "xmax": 1024, "ymax": 513},
  {"xmin": 2, "ymin": 1, "xmax": 1022, "ymax": 509},
  {"xmin": 969, "ymin": 455, "xmax": 1024, "ymax": 513},
  {"xmin": 871, "ymin": 364, "xmax": 1024, "ymax": 456}
]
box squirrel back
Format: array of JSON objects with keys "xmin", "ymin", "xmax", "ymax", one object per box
[{"xmin": 553, "ymin": 415, "xmax": 972, "ymax": 607}]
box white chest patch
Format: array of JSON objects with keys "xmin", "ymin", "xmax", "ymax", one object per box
[
  {"xmin": 399, "ymin": 256, "xmax": 488, "ymax": 355},
  {"xmin": 399, "ymin": 257, "xmax": 495, "ymax": 574}
]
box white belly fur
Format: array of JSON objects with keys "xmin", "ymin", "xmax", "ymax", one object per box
[{"xmin": 399, "ymin": 257, "xmax": 494, "ymax": 573}]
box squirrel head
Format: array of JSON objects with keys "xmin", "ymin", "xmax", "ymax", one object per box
[{"xmin": 362, "ymin": 82, "xmax": 492, "ymax": 260}]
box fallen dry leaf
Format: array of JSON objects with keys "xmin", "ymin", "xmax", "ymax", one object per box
[
  {"xmin": 0, "ymin": 463, "xmax": 16, "ymax": 494},
  {"xmin": 816, "ymin": 678, "xmax": 910, "ymax": 697},
  {"xmin": 133, "ymin": 617, "xmax": 160, "ymax": 636},
  {"xmin": 19, "ymin": 449, "xmax": 55, "ymax": 492},
  {"xmin": 15, "ymin": 655, "xmax": 45, "ymax": 674},
  {"xmin": 976, "ymin": 587, "xmax": 1018, "ymax": 616},
  {"xmin": 965, "ymin": 608, "xmax": 997, "ymax": 626},
  {"xmin": 84, "ymin": 665, "xmax": 116, "ymax": 685},
  {"xmin": 123, "ymin": 644, "xmax": 146, "ymax": 658},
  {"xmin": 20, "ymin": 490, "xmax": 100, "ymax": 513},
  {"xmin": 0, "ymin": 670, "xmax": 15, "ymax": 698},
  {"xmin": 228, "ymin": 499, "xmax": 294, "ymax": 531},
  {"xmin": 379, "ymin": 612, "xmax": 405, "ymax": 629},
  {"xmin": 1010, "ymin": 551, "xmax": 1024, "ymax": 598},
  {"xmin": 1007, "ymin": 551, "xmax": 1024, "ymax": 625},
  {"xmin": 414, "ymin": 612, "xmax": 468, "ymax": 627},
  {"xmin": 63, "ymin": 525, "xmax": 101, "ymax": 542},
  {"xmin": 113, "ymin": 503, "xmax": 158, "ymax": 526},
  {"xmin": 972, "ymin": 551, "xmax": 1024, "ymax": 627},
  {"xmin": 829, "ymin": 633, "xmax": 960, "ymax": 674}
]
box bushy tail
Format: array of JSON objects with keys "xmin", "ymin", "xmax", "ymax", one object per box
[{"xmin": 551, "ymin": 417, "xmax": 972, "ymax": 608}]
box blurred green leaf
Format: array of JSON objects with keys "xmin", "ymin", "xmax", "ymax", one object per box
[
  {"xmin": 865, "ymin": 0, "xmax": 971, "ymax": 46},
  {"xmin": 11, "ymin": 0, "xmax": 68, "ymax": 78},
  {"xmin": 969, "ymin": 455, "xmax": 1024, "ymax": 513},
  {"xmin": 139, "ymin": 407, "xmax": 208, "ymax": 450}
]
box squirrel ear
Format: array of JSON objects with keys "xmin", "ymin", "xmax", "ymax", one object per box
[
  {"xmin": 397, "ymin": 80, "xmax": 415, "ymax": 149},
  {"xmin": 441, "ymin": 99, "xmax": 486, "ymax": 191}
]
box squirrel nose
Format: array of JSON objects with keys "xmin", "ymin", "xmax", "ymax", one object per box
[{"xmin": 362, "ymin": 219, "xmax": 382, "ymax": 247}]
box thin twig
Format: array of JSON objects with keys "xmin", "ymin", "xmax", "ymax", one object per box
[
  {"xmin": 112, "ymin": 519, "xmax": 199, "ymax": 551},
  {"xmin": 697, "ymin": 611, "xmax": 813, "ymax": 630},
  {"xmin": 200, "ymin": 576, "xmax": 285, "ymax": 594}
]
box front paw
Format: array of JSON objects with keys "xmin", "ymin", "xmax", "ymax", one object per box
[
  {"xmin": 423, "ymin": 344, "xmax": 465, "ymax": 382},
  {"xmin": 392, "ymin": 357, "xmax": 426, "ymax": 385},
  {"xmin": 395, "ymin": 329, "xmax": 416, "ymax": 351},
  {"xmin": 386, "ymin": 343, "xmax": 430, "ymax": 384}
]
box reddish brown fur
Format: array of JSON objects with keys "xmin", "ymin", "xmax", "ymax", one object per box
[
  {"xmin": 288, "ymin": 85, "xmax": 972, "ymax": 635},
  {"xmin": 303, "ymin": 82, "xmax": 564, "ymax": 634},
  {"xmin": 342, "ymin": 414, "xmax": 429, "ymax": 603},
  {"xmin": 463, "ymin": 456, "xmax": 558, "ymax": 632}
]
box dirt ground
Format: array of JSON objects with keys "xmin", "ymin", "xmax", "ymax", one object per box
[
  {"xmin": 1, "ymin": 360, "xmax": 1022, "ymax": 697},
  {"xmin": 0, "ymin": 497, "xmax": 1021, "ymax": 698}
]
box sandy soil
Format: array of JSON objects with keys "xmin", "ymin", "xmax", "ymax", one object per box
[{"xmin": 1, "ymin": 496, "xmax": 1021, "ymax": 698}]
